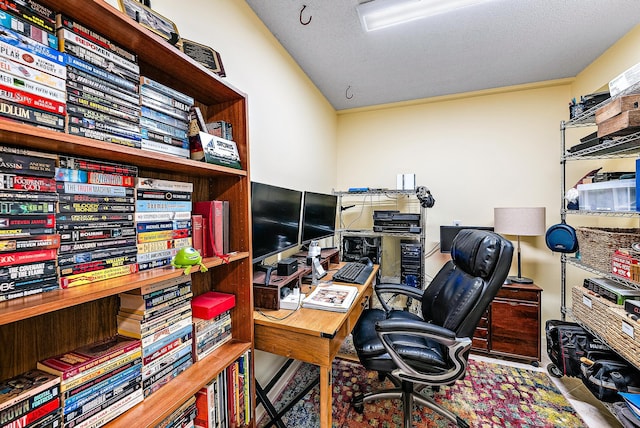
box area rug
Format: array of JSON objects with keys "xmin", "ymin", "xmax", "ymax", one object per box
[{"xmin": 257, "ymin": 357, "xmax": 586, "ymax": 428}]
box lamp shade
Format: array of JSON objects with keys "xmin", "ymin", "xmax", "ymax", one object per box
[{"xmin": 494, "ymin": 207, "xmax": 546, "ymax": 237}]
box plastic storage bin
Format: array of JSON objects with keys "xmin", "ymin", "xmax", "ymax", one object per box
[{"xmin": 577, "ymin": 179, "xmax": 636, "ymax": 211}]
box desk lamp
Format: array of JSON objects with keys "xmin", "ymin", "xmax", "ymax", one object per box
[{"xmin": 494, "ymin": 207, "xmax": 546, "ymax": 284}]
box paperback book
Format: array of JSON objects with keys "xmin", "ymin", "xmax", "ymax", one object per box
[{"xmin": 301, "ymin": 283, "xmax": 358, "ymax": 312}]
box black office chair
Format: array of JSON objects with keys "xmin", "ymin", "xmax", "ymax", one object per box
[{"xmin": 351, "ymin": 229, "xmax": 513, "ymax": 428}]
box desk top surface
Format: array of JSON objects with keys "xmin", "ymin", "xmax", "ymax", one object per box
[{"xmin": 253, "ymin": 262, "xmax": 378, "ymax": 337}]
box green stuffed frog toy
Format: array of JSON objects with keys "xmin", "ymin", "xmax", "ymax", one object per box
[{"xmin": 171, "ymin": 247, "xmax": 208, "ymax": 275}]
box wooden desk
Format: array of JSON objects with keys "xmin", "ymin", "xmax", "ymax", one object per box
[{"xmin": 254, "ymin": 263, "xmax": 378, "ymax": 428}]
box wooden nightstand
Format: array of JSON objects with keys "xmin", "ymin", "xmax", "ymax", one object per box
[{"xmin": 472, "ymin": 283, "xmax": 542, "ymax": 365}]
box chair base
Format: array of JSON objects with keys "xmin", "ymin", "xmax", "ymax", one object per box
[{"xmin": 352, "ymin": 381, "xmax": 469, "ymax": 428}]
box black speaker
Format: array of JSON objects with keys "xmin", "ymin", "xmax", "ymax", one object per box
[{"xmin": 277, "ymin": 257, "xmax": 298, "ymax": 276}]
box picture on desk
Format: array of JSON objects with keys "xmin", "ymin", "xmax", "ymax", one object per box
[{"xmin": 302, "ymin": 284, "xmax": 358, "ymax": 312}]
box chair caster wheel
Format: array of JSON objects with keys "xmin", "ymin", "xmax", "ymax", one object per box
[
  {"xmin": 547, "ymin": 363, "xmax": 563, "ymax": 378},
  {"xmin": 352, "ymin": 393, "xmax": 364, "ymax": 414}
]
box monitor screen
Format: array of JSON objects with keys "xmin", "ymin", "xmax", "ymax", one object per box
[
  {"xmin": 251, "ymin": 181, "xmax": 303, "ymax": 263},
  {"xmin": 300, "ymin": 191, "xmax": 338, "ymax": 244},
  {"xmin": 440, "ymin": 225, "xmax": 494, "ymax": 253}
]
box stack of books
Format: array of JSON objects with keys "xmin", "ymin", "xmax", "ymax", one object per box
[
  {"xmin": 59, "ymin": 13, "xmax": 142, "ymax": 149},
  {"xmin": 0, "ymin": 369, "xmax": 61, "ymax": 427},
  {"xmin": 135, "ymin": 177, "xmax": 194, "ymax": 271},
  {"xmin": 116, "ymin": 275, "xmax": 194, "ymax": 397},
  {"xmin": 0, "ymin": 145, "xmax": 60, "ymax": 301},
  {"xmin": 56, "ymin": 156, "xmax": 139, "ymax": 288},
  {"xmin": 139, "ymin": 76, "xmax": 194, "ymax": 159},
  {"xmin": 193, "ymin": 200, "xmax": 230, "ymax": 259},
  {"xmin": 37, "ymin": 335, "xmax": 143, "ymax": 427},
  {"xmin": 191, "ymin": 291, "xmax": 235, "ymax": 361},
  {"xmin": 0, "ymin": 0, "xmax": 65, "ymax": 131}
]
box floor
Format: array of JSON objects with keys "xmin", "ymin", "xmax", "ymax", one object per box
[
  {"xmin": 259, "ymin": 349, "xmax": 624, "ymax": 427},
  {"xmin": 471, "ymin": 353, "xmax": 623, "ymax": 428}
]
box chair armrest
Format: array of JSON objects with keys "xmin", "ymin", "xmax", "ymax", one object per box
[
  {"xmin": 374, "ymin": 318, "xmax": 472, "ymax": 385},
  {"xmin": 375, "ymin": 318, "xmax": 456, "ymax": 345},
  {"xmin": 374, "ymin": 283, "xmax": 424, "ymax": 312}
]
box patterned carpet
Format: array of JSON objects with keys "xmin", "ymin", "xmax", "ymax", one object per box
[{"xmin": 257, "ymin": 354, "xmax": 586, "ymax": 428}]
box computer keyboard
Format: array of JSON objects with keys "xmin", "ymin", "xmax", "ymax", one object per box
[{"xmin": 333, "ymin": 261, "xmax": 373, "ymax": 284}]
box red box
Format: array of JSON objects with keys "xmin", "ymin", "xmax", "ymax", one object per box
[
  {"xmin": 191, "ymin": 291, "xmax": 236, "ymax": 320},
  {"xmin": 611, "ymin": 250, "xmax": 638, "ymax": 280}
]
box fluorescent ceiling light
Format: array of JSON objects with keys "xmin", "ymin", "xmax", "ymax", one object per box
[{"xmin": 357, "ymin": 0, "xmax": 490, "ymax": 32}]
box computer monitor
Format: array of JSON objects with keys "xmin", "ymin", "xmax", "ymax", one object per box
[
  {"xmin": 300, "ymin": 191, "xmax": 338, "ymax": 245},
  {"xmin": 440, "ymin": 225, "xmax": 494, "ymax": 253},
  {"xmin": 251, "ymin": 181, "xmax": 303, "ymax": 264}
]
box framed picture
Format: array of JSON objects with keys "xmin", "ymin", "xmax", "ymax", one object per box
[
  {"xmin": 181, "ymin": 38, "xmax": 226, "ymax": 77},
  {"xmin": 117, "ymin": 0, "xmax": 180, "ymax": 45}
]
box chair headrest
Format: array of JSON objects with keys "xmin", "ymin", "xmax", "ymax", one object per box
[{"xmin": 451, "ymin": 229, "xmax": 503, "ymax": 278}]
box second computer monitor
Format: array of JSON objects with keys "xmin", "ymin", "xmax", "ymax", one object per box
[{"xmin": 300, "ymin": 191, "xmax": 338, "ymax": 245}]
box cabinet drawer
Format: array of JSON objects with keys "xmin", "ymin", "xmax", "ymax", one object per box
[
  {"xmin": 490, "ymin": 300, "xmax": 540, "ymax": 359},
  {"xmin": 472, "ymin": 337, "xmax": 489, "ymax": 351},
  {"xmin": 476, "ymin": 315, "xmax": 488, "ymax": 329},
  {"xmin": 474, "ymin": 327, "xmax": 488, "ymax": 340},
  {"xmin": 496, "ymin": 288, "xmax": 539, "ymax": 302}
]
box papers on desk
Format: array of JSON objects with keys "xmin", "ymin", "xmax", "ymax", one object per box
[{"xmin": 302, "ymin": 284, "xmax": 358, "ymax": 312}]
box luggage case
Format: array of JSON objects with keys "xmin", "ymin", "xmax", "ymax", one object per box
[{"xmin": 545, "ymin": 319, "xmax": 609, "ymax": 378}]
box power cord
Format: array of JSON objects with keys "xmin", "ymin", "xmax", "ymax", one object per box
[{"xmin": 257, "ymin": 292, "xmax": 304, "ymax": 321}]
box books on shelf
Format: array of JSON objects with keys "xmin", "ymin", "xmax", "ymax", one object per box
[
  {"xmin": 35, "ymin": 334, "xmax": 143, "ymax": 427},
  {"xmin": 0, "ymin": 369, "xmax": 60, "ymax": 427},
  {"xmin": 193, "ymin": 200, "xmax": 229, "ymax": 258},
  {"xmin": 191, "ymin": 291, "xmax": 235, "ymax": 361},
  {"xmin": 117, "ymin": 275, "xmax": 194, "ymax": 397},
  {"xmin": 302, "ymin": 283, "xmax": 359, "ymax": 312}
]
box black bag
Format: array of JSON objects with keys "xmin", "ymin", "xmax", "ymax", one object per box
[
  {"xmin": 545, "ymin": 320, "xmax": 609, "ymax": 378},
  {"xmin": 545, "ymin": 222, "xmax": 579, "ymax": 253},
  {"xmin": 580, "ymin": 357, "xmax": 640, "ymax": 402}
]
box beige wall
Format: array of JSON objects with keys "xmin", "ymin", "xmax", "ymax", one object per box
[{"xmin": 336, "ymin": 82, "xmax": 571, "ymax": 324}]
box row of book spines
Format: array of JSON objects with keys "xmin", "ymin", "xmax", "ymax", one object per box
[
  {"xmin": 0, "ymin": 1, "xmax": 136, "ymax": 62},
  {"xmin": 194, "ymin": 350, "xmax": 251, "ymax": 428},
  {"xmin": 0, "ymin": 9, "xmax": 238, "ymax": 165},
  {"xmin": 0, "ymin": 6, "xmax": 202, "ymax": 112},
  {"xmin": 3, "ymin": 315, "xmax": 235, "ymax": 425}
]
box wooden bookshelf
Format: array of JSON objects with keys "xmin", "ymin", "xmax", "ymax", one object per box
[{"xmin": 0, "ymin": 0, "xmax": 254, "ymax": 426}]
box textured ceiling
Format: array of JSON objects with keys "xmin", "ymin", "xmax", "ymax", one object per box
[{"xmin": 245, "ymin": 0, "xmax": 640, "ymax": 110}]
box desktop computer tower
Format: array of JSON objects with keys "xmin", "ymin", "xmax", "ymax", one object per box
[
  {"xmin": 400, "ymin": 240, "xmax": 422, "ymax": 288},
  {"xmin": 341, "ymin": 235, "xmax": 381, "ymax": 264}
]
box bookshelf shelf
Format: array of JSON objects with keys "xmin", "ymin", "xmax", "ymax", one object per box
[
  {"xmin": 0, "ymin": 0, "xmax": 255, "ymax": 426},
  {"xmin": 0, "ymin": 252, "xmax": 249, "ymax": 326}
]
